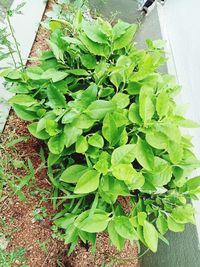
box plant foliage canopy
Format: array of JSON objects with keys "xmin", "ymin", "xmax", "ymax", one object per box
[{"xmin": 2, "ymin": 12, "xmax": 200, "ymax": 254}]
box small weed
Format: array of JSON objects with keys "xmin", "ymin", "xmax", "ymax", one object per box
[
  {"xmin": 0, "ymin": 217, "xmax": 21, "ymax": 238},
  {"xmin": 36, "ymin": 239, "xmax": 49, "ymax": 254},
  {"xmin": 32, "ymin": 206, "xmax": 48, "ymax": 221},
  {"xmin": 0, "ymin": 247, "xmax": 28, "ymax": 267}
]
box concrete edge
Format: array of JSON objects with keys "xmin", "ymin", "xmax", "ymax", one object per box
[{"xmin": 0, "ymin": 0, "xmax": 47, "ymax": 133}]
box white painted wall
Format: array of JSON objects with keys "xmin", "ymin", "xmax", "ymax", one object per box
[{"xmin": 158, "ymin": 0, "xmax": 200, "ymax": 239}]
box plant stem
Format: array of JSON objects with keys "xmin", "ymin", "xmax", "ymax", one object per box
[
  {"xmin": 6, "ymin": 40, "xmax": 17, "ymax": 68},
  {"xmin": 6, "ymin": 14, "xmax": 24, "ymax": 69}
]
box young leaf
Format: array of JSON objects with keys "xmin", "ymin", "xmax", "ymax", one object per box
[
  {"xmin": 112, "ymin": 164, "xmax": 138, "ymax": 182},
  {"xmin": 156, "ymin": 213, "xmax": 168, "ymax": 235},
  {"xmin": 167, "ymin": 141, "xmax": 183, "ymax": 164},
  {"xmin": 156, "ymin": 91, "xmax": 169, "ymax": 118},
  {"xmin": 113, "ymin": 24, "xmax": 137, "ymax": 50},
  {"xmin": 74, "ymin": 170, "xmax": 100, "ymax": 194},
  {"xmin": 111, "ymin": 144, "xmax": 135, "ymax": 165},
  {"xmin": 146, "ymin": 131, "xmax": 168, "ymax": 149},
  {"xmin": 128, "ymin": 103, "xmax": 142, "ymax": 125},
  {"xmin": 143, "ymin": 220, "xmax": 158, "ymax": 253},
  {"xmin": 135, "ymin": 138, "xmax": 154, "ymax": 170},
  {"xmin": 9, "ymin": 95, "xmax": 37, "ymax": 107},
  {"xmin": 28, "ymin": 122, "xmax": 49, "ymax": 140},
  {"xmin": 88, "ymin": 133, "xmax": 104, "ymax": 148},
  {"xmin": 114, "ymin": 216, "xmax": 138, "ymax": 241},
  {"xmin": 108, "ymin": 221, "xmax": 125, "ymax": 250},
  {"xmin": 12, "ymin": 104, "xmax": 38, "ymax": 121},
  {"xmin": 86, "ymin": 100, "xmax": 116, "ymax": 120},
  {"xmin": 75, "ymin": 136, "xmax": 88, "ymax": 153},
  {"xmin": 112, "ymin": 93, "xmax": 130, "ymax": 109},
  {"xmin": 48, "ymin": 132, "xmax": 65, "ymax": 154},
  {"xmin": 47, "ymin": 84, "xmax": 66, "ymax": 109},
  {"xmin": 64, "ymin": 125, "xmax": 82, "ymax": 148},
  {"xmin": 139, "ymin": 86, "xmax": 155, "ymax": 124},
  {"xmin": 75, "ymin": 210, "xmax": 110, "ymax": 233},
  {"xmin": 102, "ymin": 113, "xmax": 119, "ymax": 146},
  {"xmin": 167, "ymin": 216, "xmax": 185, "ymax": 232},
  {"xmin": 60, "ymin": 165, "xmax": 88, "ymax": 183}
]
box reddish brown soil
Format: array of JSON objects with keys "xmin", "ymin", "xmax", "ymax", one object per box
[{"xmin": 0, "ymin": 1, "xmax": 139, "ymax": 266}]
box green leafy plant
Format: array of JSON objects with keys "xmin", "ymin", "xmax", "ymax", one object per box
[{"xmin": 2, "ymin": 12, "xmax": 200, "ymax": 255}]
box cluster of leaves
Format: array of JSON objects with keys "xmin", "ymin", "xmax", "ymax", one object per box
[
  {"xmin": 43, "ymin": 0, "xmax": 90, "ymax": 28},
  {"xmin": 1, "ymin": 12, "xmax": 200, "ymax": 254}
]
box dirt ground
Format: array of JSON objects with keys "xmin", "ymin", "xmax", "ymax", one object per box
[{"xmin": 0, "ymin": 1, "xmax": 139, "ymax": 266}]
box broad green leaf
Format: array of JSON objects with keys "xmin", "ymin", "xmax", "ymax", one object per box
[
  {"xmin": 167, "ymin": 141, "xmax": 183, "ymax": 164},
  {"xmin": 135, "ymin": 138, "xmax": 154, "ymax": 170},
  {"xmin": 26, "ymin": 67, "xmax": 43, "ymax": 80},
  {"xmin": 79, "ymin": 34, "xmax": 110, "ymax": 57},
  {"xmin": 111, "ymin": 144, "xmax": 135, "ymax": 165},
  {"xmin": 149, "ymin": 157, "xmax": 172, "ymax": 187},
  {"xmin": 88, "ymin": 133, "xmax": 104, "ymax": 148},
  {"xmin": 114, "ymin": 216, "xmax": 137, "ymax": 241},
  {"xmin": 75, "ymin": 210, "xmax": 110, "ymax": 233},
  {"xmin": 74, "ymin": 170, "xmax": 100, "ymax": 194},
  {"xmin": 109, "ymin": 72, "xmax": 123, "ymax": 89},
  {"xmin": 185, "ymin": 176, "xmax": 200, "ymax": 190},
  {"xmin": 146, "ymin": 131, "xmax": 168, "ymax": 149},
  {"xmin": 128, "ymin": 103, "xmax": 142, "ymax": 125},
  {"xmin": 94, "ymin": 159, "xmax": 108, "ymax": 175},
  {"xmin": 113, "ymin": 20, "xmax": 131, "ymax": 39},
  {"xmin": 108, "ymin": 221, "xmax": 125, "ymax": 250},
  {"xmin": 102, "ymin": 113, "xmax": 119, "ymax": 146},
  {"xmin": 81, "ymin": 83, "xmax": 98, "ymax": 106},
  {"xmin": 100, "ymin": 175, "xmax": 129, "ymax": 198},
  {"xmin": 64, "ymin": 125, "xmax": 82, "ymax": 148},
  {"xmin": 112, "ymin": 164, "xmax": 138, "ymax": 182},
  {"xmin": 138, "ymin": 212, "xmax": 147, "ymax": 226},
  {"xmin": 112, "ymin": 93, "xmax": 130, "ymax": 108},
  {"xmin": 171, "ymin": 204, "xmax": 195, "ymax": 224},
  {"xmin": 48, "ymin": 132, "xmax": 65, "ymax": 154},
  {"xmin": 28, "ymin": 122, "xmax": 49, "ymax": 140},
  {"xmin": 54, "ymin": 214, "xmax": 77, "ymax": 229},
  {"xmin": 73, "ymin": 114, "xmax": 94, "ymax": 129},
  {"xmin": 156, "ymin": 213, "xmax": 168, "ymax": 235},
  {"xmin": 60, "ymin": 165, "xmax": 88, "ymax": 183},
  {"xmin": 47, "ymin": 40, "xmax": 64, "ymax": 62},
  {"xmin": 139, "ymin": 86, "xmax": 155, "ymax": 124},
  {"xmin": 143, "ymin": 220, "xmax": 158, "ymax": 253},
  {"xmin": 80, "ymin": 54, "xmax": 96, "ymax": 69},
  {"xmin": 41, "ymin": 69, "xmax": 68, "ymax": 82},
  {"xmin": 129, "ymin": 172, "xmax": 145, "ymax": 190},
  {"xmin": 75, "ymin": 136, "xmax": 88, "ymax": 153},
  {"xmin": 47, "ymin": 153, "xmax": 61, "ymax": 167},
  {"xmin": 62, "ymin": 110, "xmax": 79, "ymax": 124},
  {"xmin": 86, "ymin": 100, "xmax": 116, "ymax": 120},
  {"xmin": 113, "ymin": 24, "xmax": 137, "ymax": 50},
  {"xmin": 12, "ymin": 104, "xmax": 38, "ymax": 121},
  {"xmin": 67, "ymin": 69, "xmax": 89, "ymax": 76},
  {"xmin": 9, "ymin": 95, "xmax": 36, "ymax": 107},
  {"xmin": 156, "ymin": 91, "xmax": 169, "ymax": 118},
  {"xmin": 167, "ymin": 215, "xmax": 185, "ymax": 232},
  {"xmin": 45, "ymin": 119, "xmax": 60, "ymax": 136},
  {"xmin": 82, "ymin": 20, "xmax": 108, "ymax": 44},
  {"xmin": 157, "ymin": 123, "xmax": 181, "ymax": 143},
  {"xmin": 47, "ymin": 84, "xmax": 66, "ymax": 109}
]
